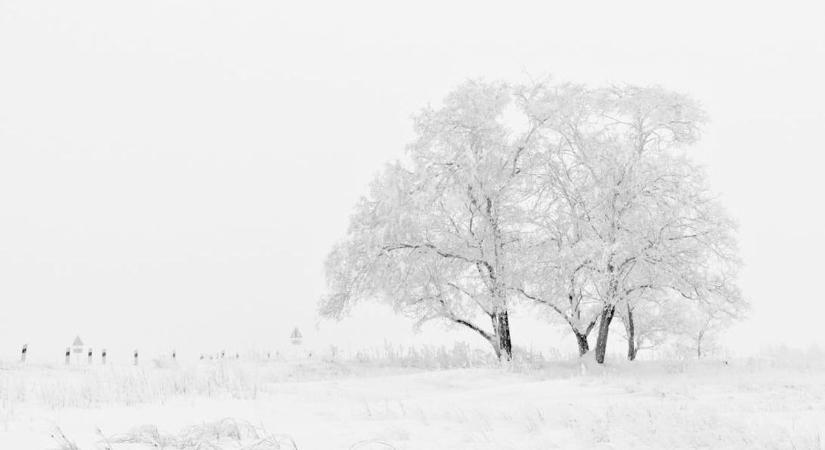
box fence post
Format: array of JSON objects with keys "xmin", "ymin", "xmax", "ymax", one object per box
[
  {"xmin": 172, "ymin": 349, "xmax": 176, "ymax": 361},
  {"xmin": 88, "ymin": 348, "xmax": 93, "ymax": 365},
  {"xmin": 65, "ymin": 347, "xmax": 71, "ymax": 365},
  {"xmin": 134, "ymin": 349, "xmax": 139, "ymax": 366},
  {"xmin": 102, "ymin": 349, "xmax": 107, "ymax": 365},
  {"xmin": 21, "ymin": 344, "xmax": 27, "ymax": 363}
]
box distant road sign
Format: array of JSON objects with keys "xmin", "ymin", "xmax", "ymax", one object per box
[{"xmin": 72, "ymin": 335, "xmax": 85, "ymax": 353}]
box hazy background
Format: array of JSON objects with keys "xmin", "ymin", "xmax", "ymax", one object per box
[{"xmin": 1, "ymin": 0, "xmax": 823, "ymax": 362}]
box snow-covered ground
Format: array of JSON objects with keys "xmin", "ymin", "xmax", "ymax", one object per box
[{"xmin": 1, "ymin": 356, "xmax": 823, "ymax": 449}]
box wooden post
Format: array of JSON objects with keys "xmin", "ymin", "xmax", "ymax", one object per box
[
  {"xmin": 65, "ymin": 347, "xmax": 71, "ymax": 365},
  {"xmin": 101, "ymin": 349, "xmax": 107, "ymax": 365},
  {"xmin": 21, "ymin": 344, "xmax": 27, "ymax": 363},
  {"xmin": 88, "ymin": 348, "xmax": 93, "ymax": 364},
  {"xmin": 172, "ymin": 349, "xmax": 176, "ymax": 361},
  {"xmin": 221, "ymin": 350, "xmax": 225, "ymax": 359},
  {"xmin": 133, "ymin": 349, "xmax": 139, "ymax": 366}
]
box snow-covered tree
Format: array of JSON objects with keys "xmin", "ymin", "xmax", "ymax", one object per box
[
  {"xmin": 504, "ymin": 83, "xmax": 604, "ymax": 356},
  {"xmin": 518, "ymin": 82, "xmax": 745, "ymax": 363},
  {"xmin": 323, "ymin": 78, "xmax": 745, "ymax": 364},
  {"xmin": 322, "ymin": 81, "xmax": 541, "ymax": 360},
  {"xmin": 668, "ymin": 259, "xmax": 745, "ymax": 359}
]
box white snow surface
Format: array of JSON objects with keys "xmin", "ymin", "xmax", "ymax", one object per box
[{"xmin": 1, "ymin": 357, "xmax": 824, "ymax": 449}]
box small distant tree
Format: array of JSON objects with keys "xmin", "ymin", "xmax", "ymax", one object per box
[
  {"xmin": 671, "ymin": 267, "xmax": 745, "ymax": 359},
  {"xmin": 617, "ymin": 261, "xmax": 744, "ymax": 360}
]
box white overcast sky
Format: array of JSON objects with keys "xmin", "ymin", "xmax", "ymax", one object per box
[{"xmin": 1, "ymin": 0, "xmax": 823, "ymax": 361}]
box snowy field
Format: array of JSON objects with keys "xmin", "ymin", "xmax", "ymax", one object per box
[{"xmin": 1, "ymin": 353, "xmax": 824, "ymax": 449}]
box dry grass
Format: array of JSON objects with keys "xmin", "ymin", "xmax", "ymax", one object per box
[
  {"xmin": 3, "ymin": 350, "xmax": 825, "ymax": 449},
  {"xmin": 100, "ymin": 418, "xmax": 298, "ymax": 449}
]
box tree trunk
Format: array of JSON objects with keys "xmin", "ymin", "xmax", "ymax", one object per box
[
  {"xmin": 574, "ymin": 331, "xmax": 590, "ymax": 356},
  {"xmin": 625, "ymin": 307, "xmax": 637, "ymax": 361},
  {"xmin": 594, "ymin": 304, "xmax": 616, "ymax": 364},
  {"xmin": 493, "ymin": 311, "xmax": 513, "ymax": 361}
]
